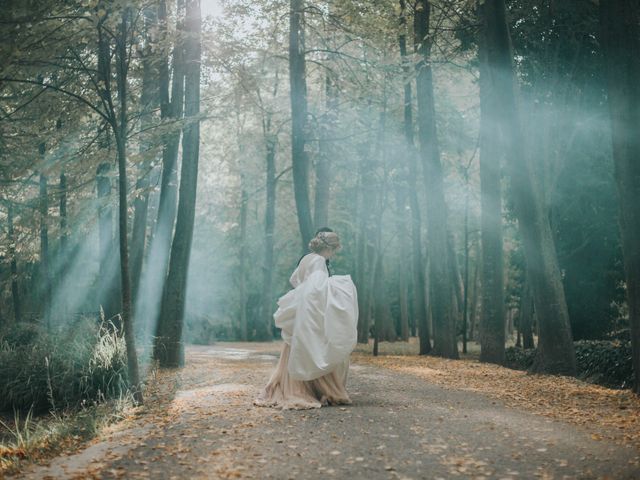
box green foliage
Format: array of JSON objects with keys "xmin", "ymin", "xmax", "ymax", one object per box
[
  {"xmin": 0, "ymin": 320, "xmax": 128, "ymax": 413},
  {"xmin": 506, "ymin": 339, "xmax": 634, "ymax": 390},
  {"xmin": 574, "ymin": 340, "xmax": 634, "ymax": 390},
  {"xmin": 504, "ymin": 346, "xmax": 536, "ymax": 371}
]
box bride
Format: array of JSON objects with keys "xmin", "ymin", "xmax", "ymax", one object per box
[{"xmin": 254, "ymin": 229, "xmax": 359, "ymax": 409}]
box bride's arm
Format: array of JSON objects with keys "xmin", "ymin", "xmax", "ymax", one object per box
[{"xmin": 290, "ymin": 254, "xmax": 327, "ymax": 287}]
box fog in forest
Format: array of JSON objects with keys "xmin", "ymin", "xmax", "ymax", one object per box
[{"xmin": 1, "ymin": 0, "xmax": 638, "ymax": 395}]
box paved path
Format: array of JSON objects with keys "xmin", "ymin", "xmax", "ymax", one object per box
[{"xmin": 18, "ymin": 343, "xmax": 640, "ymax": 479}]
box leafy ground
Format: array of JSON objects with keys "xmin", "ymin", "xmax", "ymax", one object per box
[{"xmin": 12, "ymin": 341, "xmax": 640, "ymax": 479}]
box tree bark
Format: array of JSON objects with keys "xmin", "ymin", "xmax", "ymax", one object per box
[
  {"xmin": 414, "ymin": 0, "xmax": 458, "ymax": 359},
  {"xmin": 257, "ymin": 70, "xmax": 280, "ymax": 341},
  {"xmin": 394, "ymin": 184, "xmax": 410, "ymax": 341},
  {"xmin": 97, "ymin": 16, "xmax": 119, "ymax": 322},
  {"xmin": 238, "ymin": 181, "xmax": 248, "ymax": 341},
  {"xmin": 399, "ymin": 0, "xmax": 428, "ymax": 345},
  {"xmin": 154, "ymin": 0, "xmax": 201, "ymax": 368},
  {"xmin": 8, "ymin": 204, "xmax": 22, "ymax": 323},
  {"xmin": 58, "ymin": 171, "xmax": 68, "ymax": 317},
  {"xmin": 520, "ymin": 280, "xmax": 535, "ymax": 349},
  {"xmin": 482, "ymin": 0, "xmax": 575, "ymax": 375},
  {"xmin": 259, "ymin": 132, "xmax": 277, "ymax": 341},
  {"xmin": 478, "ymin": 16, "xmax": 505, "ymax": 364},
  {"xmin": 114, "ymin": 7, "xmax": 142, "ymax": 404},
  {"xmin": 96, "ymin": 161, "xmax": 116, "ymax": 318},
  {"xmin": 355, "ymin": 105, "xmax": 376, "ymax": 344},
  {"xmin": 599, "ymin": 0, "xmax": 640, "ymax": 393},
  {"xmin": 155, "ymin": 0, "xmax": 184, "ymax": 263},
  {"xmin": 469, "ymin": 253, "xmax": 480, "ymax": 341},
  {"xmin": 289, "ymin": 0, "xmax": 314, "ymax": 250},
  {"xmin": 448, "ymin": 234, "xmax": 464, "ymax": 323},
  {"xmin": 462, "ymin": 175, "xmax": 470, "ymax": 353},
  {"xmin": 130, "ymin": 4, "xmax": 158, "ymax": 304},
  {"xmin": 314, "ymin": 71, "xmax": 335, "ymax": 229},
  {"xmin": 39, "ymin": 149, "xmax": 50, "ymax": 329}
]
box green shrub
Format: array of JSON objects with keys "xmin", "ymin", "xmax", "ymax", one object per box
[
  {"xmin": 1, "ymin": 323, "xmax": 41, "ymax": 348},
  {"xmin": 504, "ymin": 346, "xmax": 536, "ymax": 370},
  {"xmin": 0, "ymin": 320, "xmax": 129, "ymax": 413},
  {"xmin": 505, "ymin": 340, "xmax": 633, "ymax": 389},
  {"xmin": 574, "ymin": 340, "xmax": 634, "ymax": 389}
]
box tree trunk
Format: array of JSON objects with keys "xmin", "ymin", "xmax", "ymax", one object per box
[
  {"xmin": 483, "ymin": 0, "xmax": 575, "ymax": 375},
  {"xmin": 469, "ymin": 253, "xmax": 480, "ymax": 341},
  {"xmin": 39, "ymin": 153, "xmax": 50, "ymax": 329},
  {"xmin": 97, "ymin": 18, "xmax": 119, "ymax": 322},
  {"xmin": 58, "ymin": 171, "xmax": 69, "ymax": 318},
  {"xmin": 399, "ymin": 0, "xmax": 428, "ymax": 345},
  {"xmin": 96, "ymin": 161, "xmax": 117, "ymax": 318},
  {"xmin": 130, "ymin": 4, "xmax": 158, "ymax": 304},
  {"xmin": 141, "ymin": 0, "xmax": 184, "ymax": 337},
  {"xmin": 259, "ymin": 132, "xmax": 277, "ymax": 341},
  {"xmin": 355, "ymin": 180, "xmax": 370, "ymax": 343},
  {"xmin": 394, "ymin": 184, "xmax": 410, "ymax": 342},
  {"xmin": 372, "ymin": 252, "xmax": 395, "ymax": 353},
  {"xmin": 114, "ymin": 8, "xmax": 142, "ymax": 404},
  {"xmin": 414, "ymin": 0, "xmax": 458, "ymax": 359},
  {"xmin": 355, "ymin": 106, "xmax": 376, "ymax": 344},
  {"xmin": 8, "ymin": 204, "xmax": 22, "ymax": 323},
  {"xmin": 599, "ymin": 0, "xmax": 640, "ymax": 393},
  {"xmin": 314, "ymin": 71, "xmax": 335, "ymax": 229},
  {"xmin": 462, "ymin": 177, "xmax": 470, "ymax": 353},
  {"xmin": 478, "ymin": 17, "xmax": 505, "ymax": 364},
  {"xmin": 59, "ymin": 172, "xmax": 68, "ymax": 254},
  {"xmin": 154, "ymin": 0, "xmax": 201, "ymax": 368},
  {"xmin": 155, "ymin": 0, "xmax": 184, "ymax": 260},
  {"xmin": 448, "ymin": 235, "xmax": 464, "ymax": 323},
  {"xmin": 520, "ymin": 281, "xmax": 535, "ymax": 349},
  {"xmin": 289, "ymin": 0, "xmax": 314, "ymax": 250},
  {"xmin": 238, "ymin": 182, "xmax": 248, "ymax": 341}
]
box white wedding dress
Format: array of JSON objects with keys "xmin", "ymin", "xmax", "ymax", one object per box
[{"xmin": 254, "ymin": 253, "xmax": 358, "ymax": 409}]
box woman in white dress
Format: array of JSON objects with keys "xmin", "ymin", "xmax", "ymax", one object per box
[{"xmin": 254, "ymin": 230, "xmax": 359, "ymax": 409}]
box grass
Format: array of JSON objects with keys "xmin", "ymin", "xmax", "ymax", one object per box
[
  {"xmin": 0, "ymin": 392, "xmax": 135, "ymax": 475},
  {"xmin": 0, "ymin": 319, "xmax": 129, "ymax": 413},
  {"xmin": 0, "ymin": 318, "xmax": 140, "ymax": 475}
]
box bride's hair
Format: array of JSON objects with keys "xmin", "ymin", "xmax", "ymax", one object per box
[{"xmin": 309, "ymin": 230, "xmax": 341, "ymax": 254}]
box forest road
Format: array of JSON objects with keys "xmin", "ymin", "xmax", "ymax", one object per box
[{"xmin": 18, "ymin": 342, "xmax": 640, "ymax": 480}]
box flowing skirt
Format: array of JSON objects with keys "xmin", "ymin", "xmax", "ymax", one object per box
[{"xmin": 254, "ymin": 343, "xmax": 352, "ymax": 410}]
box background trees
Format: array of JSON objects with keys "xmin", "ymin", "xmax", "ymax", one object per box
[{"xmin": 0, "ymin": 0, "xmax": 638, "ymax": 391}]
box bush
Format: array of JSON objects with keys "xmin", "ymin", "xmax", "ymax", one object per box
[
  {"xmin": 505, "ymin": 346, "xmax": 536, "ymax": 371},
  {"xmin": 505, "ymin": 340, "xmax": 634, "ymax": 389},
  {"xmin": 574, "ymin": 340, "xmax": 634, "ymax": 389},
  {"xmin": 0, "ymin": 320, "xmax": 129, "ymax": 413}
]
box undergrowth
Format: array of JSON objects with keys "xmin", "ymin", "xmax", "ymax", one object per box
[
  {"xmin": 506, "ymin": 340, "xmax": 634, "ymax": 389},
  {"xmin": 0, "ymin": 319, "xmax": 129, "ymax": 413},
  {"xmin": 0, "ymin": 393, "xmax": 134, "ymax": 475}
]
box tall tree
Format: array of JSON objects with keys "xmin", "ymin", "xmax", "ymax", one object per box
[
  {"xmin": 314, "ymin": 70, "xmax": 335, "ymax": 229},
  {"xmin": 478, "ymin": 6, "xmax": 505, "ymax": 364},
  {"xmin": 38, "ymin": 148, "xmax": 50, "ymax": 329},
  {"xmin": 154, "ymin": 0, "xmax": 201, "ymax": 367},
  {"xmin": 482, "ymin": 0, "xmax": 576, "ymax": 375},
  {"xmin": 113, "ymin": 7, "xmax": 142, "ymax": 403},
  {"xmin": 599, "ymin": 0, "xmax": 640, "ymax": 393},
  {"xmin": 130, "ymin": 4, "xmax": 158, "ymax": 303},
  {"xmin": 155, "ymin": 0, "xmax": 184, "ymax": 253},
  {"xmin": 289, "ymin": 0, "xmax": 314, "ymax": 249},
  {"xmin": 414, "ymin": 0, "xmax": 458, "ymax": 358},
  {"xmin": 259, "ymin": 130, "xmax": 277, "ymax": 341},
  {"xmin": 399, "ymin": 0, "xmax": 428, "ymax": 346}
]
